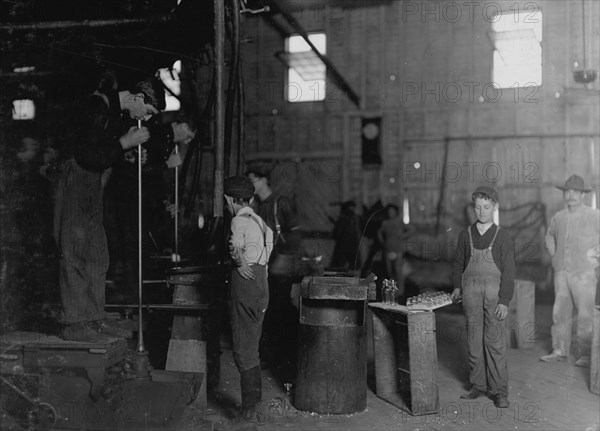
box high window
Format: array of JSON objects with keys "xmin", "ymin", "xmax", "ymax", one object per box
[
  {"xmin": 158, "ymin": 60, "xmax": 182, "ymax": 112},
  {"xmin": 491, "ymin": 10, "xmax": 542, "ymax": 89},
  {"xmin": 283, "ymin": 33, "xmax": 326, "ymax": 102}
]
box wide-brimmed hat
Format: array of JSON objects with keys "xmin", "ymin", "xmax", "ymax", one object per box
[{"xmin": 555, "ymin": 175, "xmax": 592, "ymax": 193}]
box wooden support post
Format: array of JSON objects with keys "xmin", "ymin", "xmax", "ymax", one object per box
[
  {"xmin": 213, "ymin": 0, "xmax": 225, "ymax": 217},
  {"xmin": 591, "ymin": 306, "xmax": 600, "ymax": 395}
]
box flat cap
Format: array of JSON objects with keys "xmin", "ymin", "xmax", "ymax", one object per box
[
  {"xmin": 224, "ymin": 175, "xmax": 255, "ymax": 199},
  {"xmin": 472, "ymin": 185, "xmax": 499, "ymax": 204},
  {"xmin": 244, "ymin": 161, "xmax": 273, "ymax": 179}
]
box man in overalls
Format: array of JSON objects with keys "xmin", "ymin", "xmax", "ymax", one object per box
[
  {"xmin": 451, "ymin": 186, "xmax": 516, "ymax": 408},
  {"xmin": 55, "ymin": 73, "xmax": 164, "ymax": 342}
]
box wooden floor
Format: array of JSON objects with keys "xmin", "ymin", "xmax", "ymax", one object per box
[{"xmin": 193, "ymin": 303, "xmax": 600, "ymax": 431}]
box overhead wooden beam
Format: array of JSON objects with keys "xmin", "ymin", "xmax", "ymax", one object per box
[{"xmin": 0, "ymin": 16, "xmax": 171, "ymax": 31}]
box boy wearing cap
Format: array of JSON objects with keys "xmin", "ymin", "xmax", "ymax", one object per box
[
  {"xmin": 540, "ymin": 175, "xmax": 599, "ymax": 367},
  {"xmin": 451, "ymin": 186, "xmax": 515, "ymax": 408},
  {"xmin": 223, "ymin": 175, "xmax": 273, "ymax": 423}
]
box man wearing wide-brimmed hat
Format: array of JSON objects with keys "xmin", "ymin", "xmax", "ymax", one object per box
[{"xmin": 540, "ymin": 175, "xmax": 600, "ymax": 367}]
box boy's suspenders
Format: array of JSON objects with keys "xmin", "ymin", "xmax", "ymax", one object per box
[
  {"xmin": 274, "ymin": 198, "xmax": 284, "ymax": 244},
  {"xmin": 245, "ymin": 213, "xmax": 267, "ymax": 263}
]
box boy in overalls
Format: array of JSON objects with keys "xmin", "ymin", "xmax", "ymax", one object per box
[
  {"xmin": 451, "ymin": 186, "xmax": 515, "ymax": 408},
  {"xmin": 223, "ymin": 175, "xmax": 273, "ymax": 425}
]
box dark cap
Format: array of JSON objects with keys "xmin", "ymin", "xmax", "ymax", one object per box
[
  {"xmin": 224, "ymin": 175, "xmax": 255, "ymax": 199},
  {"xmin": 244, "ymin": 161, "xmax": 273, "ymax": 179},
  {"xmin": 472, "ymin": 185, "xmax": 499, "ymax": 204}
]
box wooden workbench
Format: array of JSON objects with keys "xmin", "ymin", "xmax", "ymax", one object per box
[
  {"xmin": 1, "ymin": 331, "xmax": 127, "ymax": 400},
  {"xmin": 369, "ymin": 303, "xmax": 439, "ymax": 416}
]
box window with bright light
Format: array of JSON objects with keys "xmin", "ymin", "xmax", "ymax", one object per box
[
  {"xmin": 403, "ymin": 197, "xmax": 410, "ymax": 224},
  {"xmin": 12, "ymin": 99, "xmax": 35, "ymax": 120},
  {"xmin": 158, "ymin": 60, "xmax": 182, "ymax": 112},
  {"xmin": 285, "ymin": 33, "xmax": 326, "ymax": 103},
  {"xmin": 491, "ymin": 10, "xmax": 542, "ymax": 89}
]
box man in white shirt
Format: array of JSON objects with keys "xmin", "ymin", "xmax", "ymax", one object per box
[{"xmin": 540, "ymin": 175, "xmax": 600, "ymax": 367}]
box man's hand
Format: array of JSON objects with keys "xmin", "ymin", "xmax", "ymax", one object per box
[
  {"xmin": 236, "ymin": 263, "xmax": 255, "ymax": 280},
  {"xmin": 172, "ymin": 122, "xmax": 195, "ymax": 143},
  {"xmin": 164, "ymin": 200, "xmax": 177, "ymax": 219},
  {"xmin": 495, "ymin": 303, "xmax": 509, "ymax": 320},
  {"xmin": 450, "ymin": 288, "xmax": 462, "ymax": 302},
  {"xmin": 124, "ymin": 147, "xmax": 147, "ymax": 165},
  {"xmin": 119, "ymin": 126, "xmax": 150, "ymax": 150}
]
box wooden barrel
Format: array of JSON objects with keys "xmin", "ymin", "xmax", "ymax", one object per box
[
  {"xmin": 165, "ymin": 265, "xmax": 226, "ymax": 392},
  {"xmin": 293, "ymin": 275, "xmax": 374, "ymax": 414}
]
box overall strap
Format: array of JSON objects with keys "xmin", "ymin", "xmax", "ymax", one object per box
[
  {"xmin": 467, "ymin": 225, "xmax": 475, "ymax": 253},
  {"xmin": 488, "ymin": 225, "xmax": 500, "ymax": 249},
  {"xmin": 273, "ymin": 197, "xmax": 285, "ymax": 244},
  {"xmin": 245, "ymin": 213, "xmax": 267, "ymax": 261}
]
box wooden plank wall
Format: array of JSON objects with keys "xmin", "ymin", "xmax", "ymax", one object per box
[{"xmin": 239, "ymin": 0, "xmax": 600, "ymax": 253}]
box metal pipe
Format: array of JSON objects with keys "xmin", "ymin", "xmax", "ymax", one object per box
[
  {"xmin": 404, "ymin": 133, "xmax": 600, "ymax": 142},
  {"xmin": 0, "ymin": 16, "xmax": 171, "ymax": 31},
  {"xmin": 137, "ymin": 119, "xmax": 145, "ymax": 353},
  {"xmin": 106, "ymin": 304, "xmax": 214, "ymax": 311},
  {"xmin": 174, "ymin": 143, "xmax": 179, "ymax": 268}
]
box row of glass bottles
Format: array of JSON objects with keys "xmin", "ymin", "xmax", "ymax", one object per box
[{"xmin": 382, "ymin": 279, "xmax": 399, "ymax": 305}]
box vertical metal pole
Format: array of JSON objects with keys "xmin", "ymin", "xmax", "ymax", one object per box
[
  {"xmin": 174, "ymin": 143, "xmax": 179, "ymax": 268},
  {"xmin": 137, "ymin": 119, "xmax": 145, "ymax": 353}
]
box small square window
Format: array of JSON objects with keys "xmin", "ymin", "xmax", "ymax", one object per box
[
  {"xmin": 490, "ymin": 10, "xmax": 542, "ymax": 89},
  {"xmin": 12, "ymin": 99, "xmax": 35, "ymax": 120},
  {"xmin": 278, "ymin": 33, "xmax": 326, "ymax": 103},
  {"xmin": 158, "ymin": 60, "xmax": 182, "ymax": 112}
]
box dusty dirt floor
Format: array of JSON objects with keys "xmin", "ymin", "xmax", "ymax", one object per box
[
  {"xmin": 178, "ymin": 303, "xmax": 600, "ymax": 431},
  {"xmin": 1, "ymin": 303, "xmax": 598, "ymax": 431}
]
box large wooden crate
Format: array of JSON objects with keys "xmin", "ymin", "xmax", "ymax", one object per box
[
  {"xmin": 591, "ymin": 306, "xmax": 600, "ymax": 395},
  {"xmin": 506, "ymin": 279, "xmax": 536, "ymax": 349},
  {"xmin": 369, "ymin": 303, "xmax": 438, "ymax": 416}
]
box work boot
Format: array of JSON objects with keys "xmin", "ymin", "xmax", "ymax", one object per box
[
  {"xmin": 539, "ymin": 350, "xmax": 567, "ymax": 363},
  {"xmin": 492, "ymin": 394, "xmax": 510, "ymax": 408},
  {"xmin": 62, "ymin": 322, "xmax": 110, "ymax": 343},
  {"xmin": 240, "ymin": 365, "xmax": 264, "ymax": 422},
  {"xmin": 460, "ymin": 388, "xmax": 486, "ymax": 399},
  {"xmin": 214, "ymin": 365, "xmax": 265, "ymax": 431},
  {"xmin": 575, "ymin": 355, "xmax": 590, "ymax": 368}
]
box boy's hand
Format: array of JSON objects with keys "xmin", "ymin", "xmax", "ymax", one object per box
[
  {"xmin": 450, "ymin": 288, "xmax": 461, "ymax": 302},
  {"xmin": 495, "ymin": 303, "xmax": 508, "ymax": 320},
  {"xmin": 236, "ymin": 263, "xmax": 255, "ymax": 280}
]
